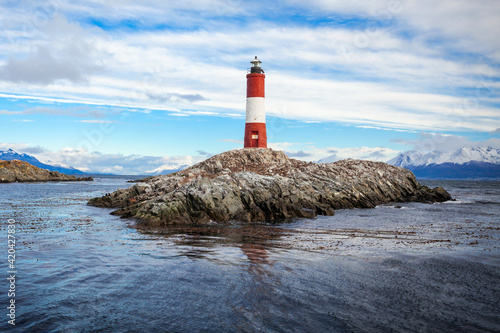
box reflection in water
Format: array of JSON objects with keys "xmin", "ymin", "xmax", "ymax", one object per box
[
  {"xmin": 138, "ymin": 223, "xmax": 283, "ymax": 330},
  {"xmin": 137, "ymin": 223, "xmax": 288, "ymax": 255},
  {"xmin": 242, "ymin": 243, "xmax": 270, "ymax": 275},
  {"xmin": 137, "ymin": 223, "xmax": 282, "ymax": 275},
  {"xmin": 237, "ymin": 242, "xmax": 279, "ymax": 332}
]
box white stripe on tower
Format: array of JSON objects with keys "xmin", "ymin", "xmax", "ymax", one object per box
[{"xmin": 245, "ymin": 98, "xmax": 265, "ymax": 123}]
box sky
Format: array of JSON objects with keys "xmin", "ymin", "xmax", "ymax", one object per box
[{"xmin": 0, "ymin": 0, "xmax": 499, "ymax": 174}]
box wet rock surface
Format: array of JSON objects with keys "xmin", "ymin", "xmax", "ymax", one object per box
[
  {"xmin": 0, "ymin": 160, "xmax": 93, "ymax": 183},
  {"xmin": 88, "ymin": 148, "xmax": 451, "ymax": 226}
]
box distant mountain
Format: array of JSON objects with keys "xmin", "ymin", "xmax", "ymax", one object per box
[
  {"xmin": 147, "ymin": 163, "xmax": 191, "ymax": 175},
  {"xmin": 0, "ymin": 149, "xmax": 88, "ymax": 175},
  {"xmin": 388, "ymin": 147, "xmax": 500, "ymax": 179}
]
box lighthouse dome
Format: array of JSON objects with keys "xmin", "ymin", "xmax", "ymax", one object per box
[
  {"xmin": 250, "ymin": 56, "xmax": 262, "ymax": 66},
  {"xmin": 250, "ymin": 56, "xmax": 264, "ymax": 73}
]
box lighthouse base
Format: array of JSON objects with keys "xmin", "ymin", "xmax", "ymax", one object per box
[{"xmin": 244, "ymin": 123, "xmax": 267, "ymax": 148}]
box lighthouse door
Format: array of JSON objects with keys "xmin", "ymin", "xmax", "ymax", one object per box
[{"xmin": 251, "ymin": 131, "xmax": 259, "ymax": 147}]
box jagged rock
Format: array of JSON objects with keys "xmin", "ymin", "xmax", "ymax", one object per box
[
  {"xmin": 0, "ymin": 160, "xmax": 93, "ymax": 183},
  {"xmin": 88, "ymin": 148, "xmax": 452, "ymax": 226}
]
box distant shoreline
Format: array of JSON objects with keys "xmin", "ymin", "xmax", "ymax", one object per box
[{"xmin": 0, "ymin": 160, "xmax": 93, "ymax": 183}]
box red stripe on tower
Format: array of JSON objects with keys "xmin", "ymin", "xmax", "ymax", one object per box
[{"xmin": 244, "ymin": 56, "xmax": 267, "ymax": 148}]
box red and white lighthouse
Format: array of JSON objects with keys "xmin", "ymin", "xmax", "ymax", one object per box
[{"xmin": 244, "ymin": 56, "xmax": 267, "ymax": 148}]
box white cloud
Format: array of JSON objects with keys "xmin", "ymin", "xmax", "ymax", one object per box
[
  {"xmin": 391, "ymin": 132, "xmax": 500, "ymax": 152},
  {"xmin": 319, "ymin": 146, "xmax": 401, "ymax": 163},
  {"xmin": 268, "ymin": 142, "xmax": 401, "ymax": 162},
  {"xmin": 0, "ymin": 14, "xmax": 104, "ymax": 84},
  {"xmin": 0, "ymin": 143, "xmax": 47, "ymax": 154},
  {"xmin": 0, "ymin": 104, "xmax": 108, "ymax": 118},
  {"xmin": 0, "ymin": 109, "xmax": 22, "ymax": 115},
  {"xmin": 0, "ymin": 143, "xmax": 205, "ymax": 175},
  {"xmin": 291, "ymin": 0, "xmax": 500, "ymax": 57},
  {"xmin": 218, "ymin": 139, "xmax": 244, "ymax": 143},
  {"xmin": 46, "ymin": 148, "xmax": 205, "ymax": 175},
  {"xmin": 0, "ymin": 1, "xmax": 498, "ymax": 135},
  {"xmin": 401, "ymin": 1, "xmax": 500, "ymax": 56}
]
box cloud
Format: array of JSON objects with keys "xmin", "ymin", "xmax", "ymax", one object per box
[
  {"xmin": 318, "ymin": 153, "xmax": 339, "ymax": 164},
  {"xmin": 0, "ymin": 143, "xmax": 207, "ymax": 175},
  {"xmin": 0, "ymin": 1, "xmax": 498, "ymax": 135},
  {"xmin": 218, "ymin": 139, "xmax": 244, "ymax": 143},
  {"xmin": 273, "ymin": 143, "xmax": 400, "ymax": 163},
  {"xmin": 0, "ymin": 14, "xmax": 103, "ymax": 85},
  {"xmin": 356, "ymin": 125, "xmax": 417, "ymax": 133},
  {"xmin": 292, "ymin": 0, "xmax": 500, "ymax": 57},
  {"xmin": 0, "ymin": 143, "xmax": 47, "ymax": 155},
  {"xmin": 285, "ymin": 150, "xmax": 312, "ymax": 158},
  {"xmin": 0, "ymin": 110, "xmax": 21, "ymax": 115},
  {"xmin": 21, "ymin": 145, "xmax": 47, "ymax": 154},
  {"xmin": 1, "ymin": 106, "xmax": 108, "ymax": 118},
  {"xmin": 360, "ymin": 150, "xmax": 389, "ymax": 160},
  {"xmin": 24, "ymin": 20, "xmax": 491, "ymax": 131},
  {"xmin": 37, "ymin": 148, "xmax": 205, "ymax": 175},
  {"xmin": 146, "ymin": 91, "xmax": 206, "ymax": 104},
  {"xmin": 391, "ymin": 132, "xmax": 500, "ymax": 152},
  {"xmin": 1, "ymin": 45, "xmax": 88, "ymax": 84},
  {"xmin": 196, "ymin": 150, "xmax": 213, "ymax": 157},
  {"xmin": 268, "ymin": 142, "xmax": 302, "ymax": 151},
  {"xmin": 58, "ymin": 0, "xmax": 248, "ymax": 27}
]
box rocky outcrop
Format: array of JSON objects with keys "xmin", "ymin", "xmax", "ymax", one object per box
[
  {"xmin": 0, "ymin": 160, "xmax": 93, "ymax": 183},
  {"xmin": 88, "ymin": 149, "xmax": 451, "ymax": 226}
]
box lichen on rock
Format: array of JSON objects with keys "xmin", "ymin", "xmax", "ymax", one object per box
[{"xmin": 88, "ymin": 148, "xmax": 452, "ymax": 226}]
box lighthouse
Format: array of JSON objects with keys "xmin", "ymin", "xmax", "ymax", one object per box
[{"xmin": 244, "ymin": 56, "xmax": 267, "ymax": 148}]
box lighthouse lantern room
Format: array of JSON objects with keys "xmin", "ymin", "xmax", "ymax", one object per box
[{"xmin": 244, "ymin": 56, "xmax": 267, "ymax": 148}]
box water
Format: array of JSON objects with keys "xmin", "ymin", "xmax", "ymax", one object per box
[{"xmin": 0, "ymin": 177, "xmax": 499, "ymax": 332}]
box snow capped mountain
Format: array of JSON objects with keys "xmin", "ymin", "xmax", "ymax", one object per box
[
  {"xmin": 388, "ymin": 147, "xmax": 500, "ymax": 167},
  {"xmin": 146, "ymin": 163, "xmax": 191, "ymax": 175},
  {"xmin": 0, "ymin": 149, "xmax": 42, "ymax": 165},
  {"xmin": 388, "ymin": 147, "xmax": 500, "ymax": 179},
  {"xmin": 448, "ymin": 147, "xmax": 500, "ymax": 164},
  {"xmin": 0, "ymin": 149, "xmax": 87, "ymax": 175}
]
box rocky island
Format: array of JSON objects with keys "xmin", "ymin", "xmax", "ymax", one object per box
[
  {"xmin": 0, "ymin": 160, "xmax": 93, "ymax": 183},
  {"xmin": 88, "ymin": 149, "xmax": 451, "ymax": 226}
]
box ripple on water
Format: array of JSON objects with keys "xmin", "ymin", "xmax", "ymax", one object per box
[{"xmin": 1, "ymin": 177, "xmax": 499, "ymax": 332}]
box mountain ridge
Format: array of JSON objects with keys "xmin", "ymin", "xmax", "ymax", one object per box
[
  {"xmin": 0, "ymin": 149, "xmax": 88, "ymax": 175},
  {"xmin": 388, "ymin": 147, "xmax": 500, "ymax": 167},
  {"xmin": 388, "ymin": 147, "xmax": 500, "ymax": 179}
]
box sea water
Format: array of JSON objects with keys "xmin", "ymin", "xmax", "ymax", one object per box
[{"xmin": 0, "ymin": 177, "xmax": 499, "ymax": 332}]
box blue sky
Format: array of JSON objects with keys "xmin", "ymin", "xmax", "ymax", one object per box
[{"xmin": 0, "ymin": 0, "xmax": 499, "ymax": 174}]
